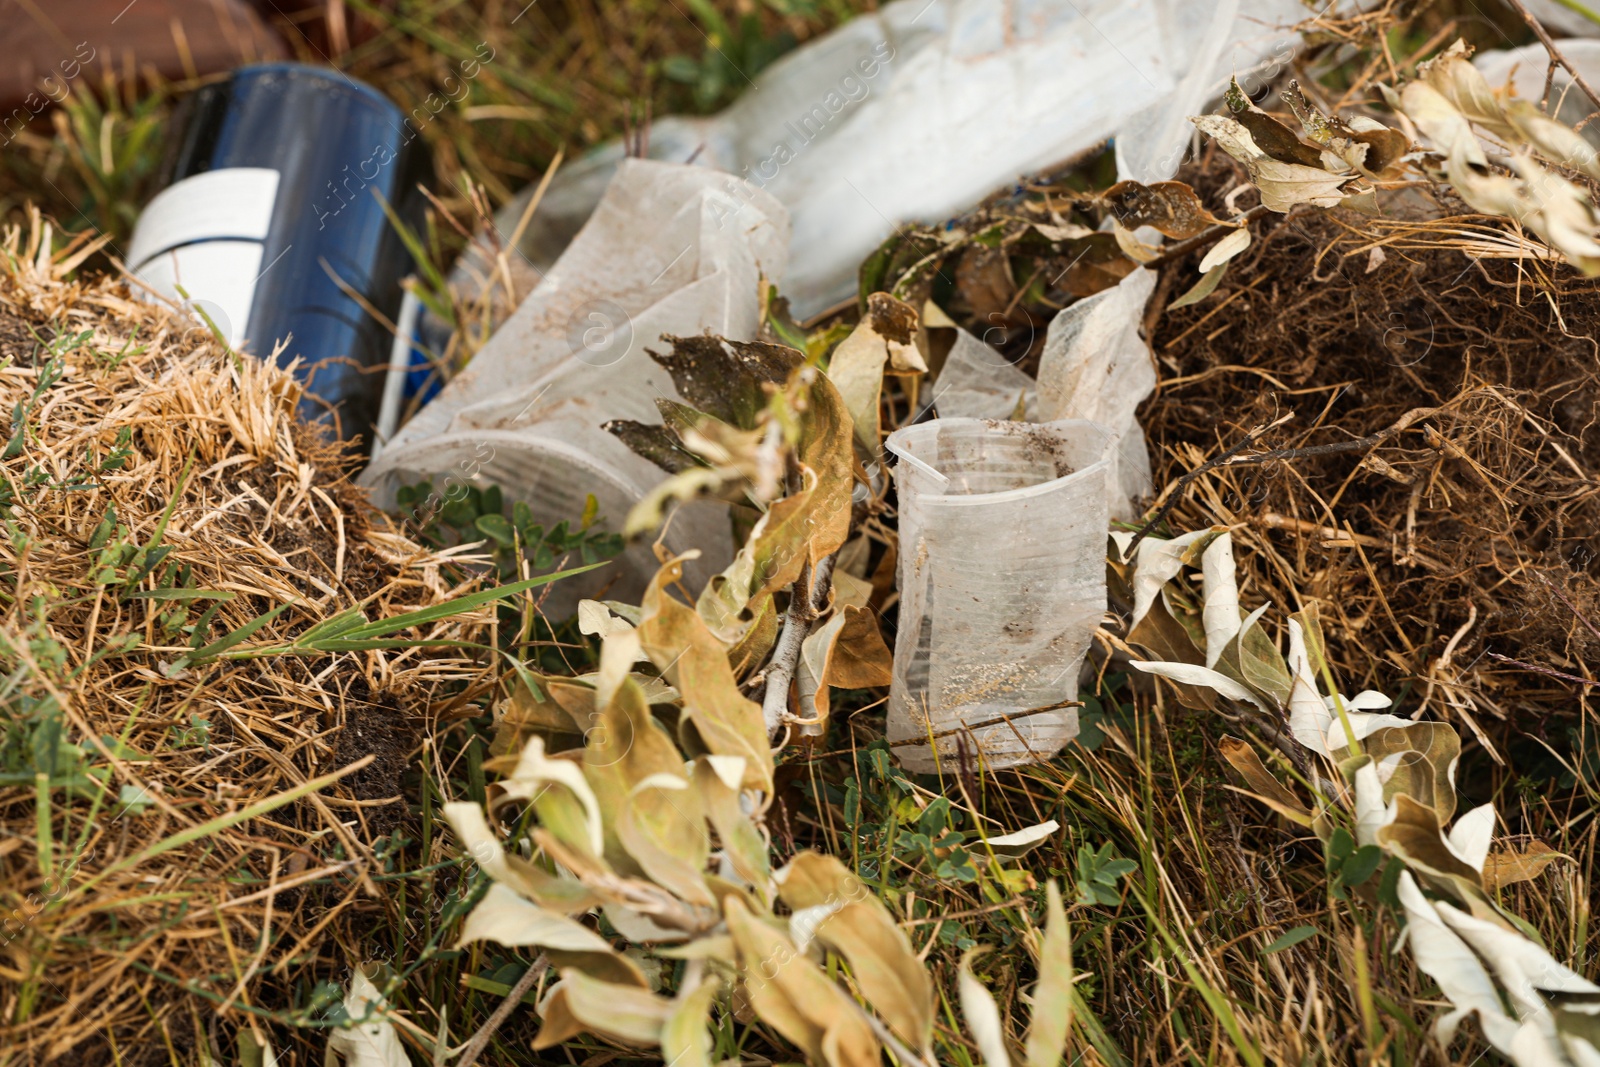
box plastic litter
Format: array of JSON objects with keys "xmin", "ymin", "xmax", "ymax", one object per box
[
  {"xmin": 1475, "ymin": 40, "xmax": 1600, "ymax": 137},
  {"xmin": 1032, "ymin": 269, "xmax": 1159, "ymax": 521},
  {"xmin": 884, "ymin": 417, "xmax": 1111, "ymax": 773},
  {"xmin": 359, "ymin": 158, "xmax": 789, "ymax": 613},
  {"xmin": 128, "ymin": 64, "xmax": 428, "ymax": 441},
  {"xmin": 928, "ymin": 257, "xmax": 1157, "ymax": 525},
  {"xmin": 928, "ymin": 324, "xmax": 1039, "ymax": 423},
  {"xmin": 463, "ymin": 0, "xmax": 1319, "ymax": 321}
]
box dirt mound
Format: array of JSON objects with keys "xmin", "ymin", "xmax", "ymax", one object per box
[
  {"xmin": 1143, "ymin": 148, "xmax": 1600, "ymax": 767},
  {"xmin": 0, "ymin": 222, "xmax": 484, "ymax": 1063}
]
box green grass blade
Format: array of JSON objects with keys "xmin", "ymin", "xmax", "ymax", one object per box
[
  {"xmin": 70, "ymin": 757, "xmax": 373, "ymax": 898},
  {"xmin": 333, "ymin": 563, "xmax": 604, "ymax": 640},
  {"xmin": 179, "ymin": 600, "xmax": 296, "ymax": 666}
]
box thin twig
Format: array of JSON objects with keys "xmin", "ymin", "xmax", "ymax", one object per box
[
  {"xmin": 762, "ymin": 551, "xmax": 839, "ymax": 738},
  {"xmin": 1539, "ymin": 571, "xmax": 1600, "ymax": 647},
  {"xmin": 1486, "ymin": 651, "xmax": 1600, "ymax": 688},
  {"xmin": 1126, "ymin": 405, "xmax": 1445, "ymax": 555},
  {"xmin": 455, "ymin": 956, "xmax": 549, "ymax": 1067},
  {"xmin": 1502, "ymin": 0, "xmax": 1600, "ymax": 131},
  {"xmin": 1125, "ymin": 413, "xmax": 1296, "ymax": 555}
]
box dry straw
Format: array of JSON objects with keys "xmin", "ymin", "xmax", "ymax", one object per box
[{"xmin": 0, "ymin": 212, "xmax": 495, "ymax": 1062}]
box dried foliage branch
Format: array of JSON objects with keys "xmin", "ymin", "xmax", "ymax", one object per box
[{"xmin": 1121, "ymin": 531, "xmax": 1592, "ymax": 1065}]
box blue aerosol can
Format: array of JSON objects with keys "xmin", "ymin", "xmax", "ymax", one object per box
[{"xmin": 128, "ymin": 63, "xmax": 430, "ymax": 442}]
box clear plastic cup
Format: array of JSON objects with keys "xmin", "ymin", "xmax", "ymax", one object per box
[
  {"xmin": 360, "ymin": 159, "xmax": 789, "ymax": 615},
  {"xmin": 885, "ymin": 417, "xmax": 1111, "ymax": 772}
]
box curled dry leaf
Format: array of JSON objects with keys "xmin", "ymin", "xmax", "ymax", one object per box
[
  {"xmin": 1395, "ymin": 871, "xmax": 1522, "ymax": 1050},
  {"xmin": 1112, "ymin": 526, "xmax": 1221, "ymax": 630},
  {"xmin": 1285, "ymin": 620, "xmax": 1410, "ymax": 755},
  {"xmin": 497, "ymin": 735, "xmax": 605, "ymax": 858},
  {"xmin": 1393, "ymin": 43, "xmax": 1600, "ymax": 275},
  {"xmin": 615, "ymin": 774, "xmax": 714, "ymax": 908},
  {"xmin": 1189, "ymin": 115, "xmax": 1356, "ymax": 212},
  {"xmin": 1376, "ymin": 794, "xmax": 1486, "ymax": 905},
  {"xmin": 1197, "ymin": 227, "xmax": 1252, "ymax": 274},
  {"xmin": 1025, "ymin": 882, "xmax": 1074, "ymax": 1067},
  {"xmin": 958, "ymin": 947, "xmax": 1011, "ymax": 1067},
  {"xmin": 796, "ymin": 605, "xmax": 894, "ymax": 736},
  {"xmin": 827, "ymin": 291, "xmax": 923, "ymax": 460},
  {"xmin": 1100, "ymin": 179, "xmax": 1222, "ymax": 239},
  {"xmin": 1131, "ymin": 658, "xmax": 1270, "ymax": 711},
  {"xmin": 1199, "ymin": 532, "xmax": 1242, "ymax": 668},
  {"xmin": 440, "ymin": 802, "xmax": 599, "ymax": 914},
  {"xmin": 660, "ymin": 975, "xmax": 722, "ymax": 1067},
  {"xmin": 325, "ymin": 970, "xmax": 410, "ymax": 1067},
  {"xmin": 534, "ymin": 968, "xmax": 675, "ymax": 1050},
  {"xmin": 1218, "ymin": 737, "xmax": 1311, "ymax": 826},
  {"xmin": 455, "ymin": 882, "xmax": 613, "ymax": 953},
  {"xmin": 985, "ymin": 819, "xmax": 1061, "ymax": 858},
  {"xmin": 1355, "ymin": 722, "xmax": 1461, "ymax": 824},
  {"xmin": 776, "ymin": 851, "xmax": 935, "ymax": 1053},
  {"xmin": 696, "ymin": 366, "xmax": 854, "ymax": 645},
  {"xmin": 725, "ymin": 895, "xmax": 882, "ymax": 1067},
  {"xmin": 693, "ymin": 756, "xmax": 771, "ymax": 900},
  {"xmin": 637, "ymin": 554, "xmax": 773, "ymax": 792},
  {"xmin": 1483, "ymin": 841, "xmax": 1566, "ymax": 891},
  {"xmin": 1224, "ymin": 75, "xmax": 1325, "ymax": 168}
]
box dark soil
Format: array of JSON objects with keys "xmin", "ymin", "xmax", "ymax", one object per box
[
  {"xmin": 1141, "ymin": 148, "xmax": 1600, "ymax": 746},
  {"xmin": 332, "ymin": 676, "xmax": 419, "ymax": 839}
]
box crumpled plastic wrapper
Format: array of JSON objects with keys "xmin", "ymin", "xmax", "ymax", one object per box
[
  {"xmin": 885, "ymin": 417, "xmax": 1112, "ymax": 772},
  {"xmin": 467, "ymin": 0, "xmax": 1330, "ymax": 321},
  {"xmin": 931, "ymin": 270, "xmax": 1157, "ymax": 521},
  {"xmin": 1475, "ymin": 40, "xmax": 1600, "ymax": 139},
  {"xmin": 360, "ymin": 159, "xmax": 789, "ymax": 614}
]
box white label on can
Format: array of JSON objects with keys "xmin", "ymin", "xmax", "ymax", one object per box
[
  {"xmin": 127, "ymin": 168, "xmax": 280, "ymax": 348},
  {"xmin": 135, "ymin": 242, "xmax": 265, "ymax": 348}
]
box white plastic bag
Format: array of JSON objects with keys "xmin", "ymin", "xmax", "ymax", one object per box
[
  {"xmin": 1475, "ymin": 40, "xmax": 1600, "ymax": 136},
  {"xmin": 475, "ymin": 0, "xmax": 1319, "ymax": 319},
  {"xmin": 360, "ymin": 159, "xmax": 788, "ymax": 612},
  {"xmin": 885, "ymin": 417, "xmax": 1111, "ymax": 772}
]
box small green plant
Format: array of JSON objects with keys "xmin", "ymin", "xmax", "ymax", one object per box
[
  {"xmin": 1074, "ymin": 841, "xmax": 1136, "ymax": 906},
  {"xmin": 52, "ymin": 78, "xmax": 169, "ymax": 244},
  {"xmin": 661, "ymin": 0, "xmax": 805, "ymax": 111},
  {"xmin": 395, "ymin": 481, "xmax": 623, "ymax": 580},
  {"xmin": 1322, "ymin": 826, "xmax": 1383, "ymax": 900},
  {"xmin": 168, "ymin": 714, "xmax": 211, "ymax": 751}
]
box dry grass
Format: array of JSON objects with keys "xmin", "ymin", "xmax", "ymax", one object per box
[
  {"xmin": 0, "ymin": 217, "xmax": 499, "ymax": 1064},
  {"xmin": 1147, "ymin": 148, "xmax": 1600, "ymax": 770}
]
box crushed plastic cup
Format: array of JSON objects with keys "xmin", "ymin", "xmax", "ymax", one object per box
[
  {"xmin": 885, "ymin": 417, "xmax": 1111, "ymax": 773},
  {"xmin": 360, "ymin": 159, "xmax": 789, "ymax": 615}
]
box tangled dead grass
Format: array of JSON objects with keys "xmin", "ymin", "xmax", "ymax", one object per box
[
  {"xmin": 814, "ymin": 142, "xmax": 1600, "ymax": 1067},
  {"xmin": 1145, "ymin": 148, "xmax": 1600, "ymax": 769},
  {"xmin": 0, "ymin": 221, "xmax": 492, "ymax": 1063}
]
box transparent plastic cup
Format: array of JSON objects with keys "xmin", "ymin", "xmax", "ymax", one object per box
[
  {"xmin": 361, "ymin": 160, "xmax": 789, "ymax": 615},
  {"xmin": 885, "ymin": 417, "xmax": 1111, "ymax": 772}
]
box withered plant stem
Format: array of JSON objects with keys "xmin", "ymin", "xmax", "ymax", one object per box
[
  {"xmin": 1129, "ymin": 406, "xmax": 1445, "ymax": 555},
  {"xmin": 762, "ymin": 550, "xmax": 839, "ymax": 738},
  {"xmin": 1503, "ymin": 0, "xmax": 1600, "ymax": 130},
  {"xmin": 456, "ymin": 956, "xmax": 550, "ymax": 1067}
]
